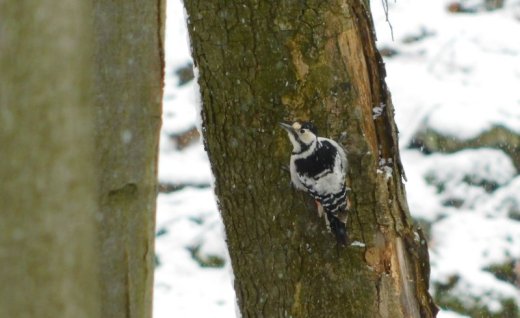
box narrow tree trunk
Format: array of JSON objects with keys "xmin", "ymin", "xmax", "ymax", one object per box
[
  {"xmin": 185, "ymin": 0, "xmax": 437, "ymax": 317},
  {"xmin": 92, "ymin": 1, "xmax": 165, "ymax": 317},
  {"xmin": 0, "ymin": 2, "xmax": 99, "ymax": 317}
]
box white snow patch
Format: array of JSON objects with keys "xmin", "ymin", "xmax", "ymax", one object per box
[
  {"xmin": 402, "ymin": 149, "xmax": 517, "ymax": 219},
  {"xmin": 164, "ymin": 0, "xmax": 192, "ymax": 69},
  {"xmin": 162, "ymin": 81, "xmax": 200, "ymax": 136},
  {"xmin": 430, "ymin": 212, "xmax": 520, "ymax": 310},
  {"xmin": 437, "ymin": 309, "xmax": 470, "ymax": 318},
  {"xmin": 350, "ymin": 241, "xmax": 366, "ymax": 248},
  {"xmin": 158, "ymin": 142, "xmax": 213, "ymax": 185},
  {"xmin": 154, "ymin": 188, "xmax": 234, "ymax": 318},
  {"xmin": 481, "ymin": 176, "xmax": 520, "ymax": 218},
  {"xmin": 423, "ymin": 149, "xmax": 516, "ymax": 187},
  {"xmin": 373, "ymin": 0, "xmax": 520, "ymax": 140},
  {"xmin": 372, "ymin": 103, "xmax": 386, "ymax": 119}
]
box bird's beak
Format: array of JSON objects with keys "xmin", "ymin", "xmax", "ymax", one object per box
[{"xmin": 279, "ymin": 122, "xmax": 294, "ymax": 133}]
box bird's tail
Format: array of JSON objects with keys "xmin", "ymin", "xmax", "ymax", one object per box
[{"xmin": 326, "ymin": 212, "xmax": 348, "ymax": 246}]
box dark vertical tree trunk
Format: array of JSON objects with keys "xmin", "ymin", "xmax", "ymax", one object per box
[
  {"xmin": 0, "ymin": 1, "xmax": 99, "ymax": 317},
  {"xmin": 184, "ymin": 0, "xmax": 437, "ymax": 317},
  {"xmin": 92, "ymin": 1, "xmax": 165, "ymax": 317}
]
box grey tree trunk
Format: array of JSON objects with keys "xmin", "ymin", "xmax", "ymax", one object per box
[
  {"xmin": 92, "ymin": 1, "xmax": 165, "ymax": 317},
  {"xmin": 0, "ymin": 1, "xmax": 99, "ymax": 318},
  {"xmin": 184, "ymin": 0, "xmax": 438, "ymax": 317},
  {"xmin": 0, "ymin": 2, "xmax": 164, "ymax": 318}
]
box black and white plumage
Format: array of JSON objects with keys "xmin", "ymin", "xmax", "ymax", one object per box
[{"xmin": 280, "ymin": 121, "xmax": 349, "ymax": 246}]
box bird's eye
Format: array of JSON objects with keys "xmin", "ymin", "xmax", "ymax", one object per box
[{"xmin": 300, "ymin": 129, "xmax": 305, "ymax": 134}]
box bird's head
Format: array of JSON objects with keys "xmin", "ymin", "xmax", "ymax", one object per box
[{"xmin": 279, "ymin": 121, "xmax": 318, "ymax": 153}]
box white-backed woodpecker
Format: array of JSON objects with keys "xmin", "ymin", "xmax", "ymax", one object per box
[{"xmin": 280, "ymin": 121, "xmax": 349, "ymax": 246}]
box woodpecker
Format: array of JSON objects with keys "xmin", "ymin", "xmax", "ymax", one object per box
[{"xmin": 280, "ymin": 121, "xmax": 349, "ymax": 246}]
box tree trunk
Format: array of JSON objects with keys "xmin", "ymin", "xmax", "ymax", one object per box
[
  {"xmin": 92, "ymin": 1, "xmax": 164, "ymax": 317},
  {"xmin": 184, "ymin": 0, "xmax": 438, "ymax": 317},
  {"xmin": 0, "ymin": 1, "xmax": 99, "ymax": 317},
  {"xmin": 0, "ymin": 2, "xmax": 163, "ymax": 317}
]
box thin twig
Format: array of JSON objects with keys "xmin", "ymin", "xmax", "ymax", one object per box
[{"xmin": 381, "ymin": 0, "xmax": 394, "ymax": 41}]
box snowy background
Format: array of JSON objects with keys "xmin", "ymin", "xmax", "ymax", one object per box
[{"xmin": 154, "ymin": 0, "xmax": 520, "ymax": 317}]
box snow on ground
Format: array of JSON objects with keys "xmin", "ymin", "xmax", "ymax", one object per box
[
  {"xmin": 373, "ymin": 0, "xmax": 520, "ymax": 142},
  {"xmin": 154, "ymin": 189, "xmax": 235, "ymax": 317},
  {"xmin": 154, "ymin": 0, "xmax": 520, "ymax": 317},
  {"xmin": 153, "ymin": 1, "xmax": 236, "ymax": 317},
  {"xmin": 403, "ymin": 148, "xmax": 516, "ymax": 219},
  {"xmin": 431, "ymin": 212, "xmax": 520, "ymax": 298},
  {"xmin": 158, "ymin": 140, "xmax": 213, "ymax": 186},
  {"xmin": 371, "ymin": 0, "xmax": 520, "ymax": 315}
]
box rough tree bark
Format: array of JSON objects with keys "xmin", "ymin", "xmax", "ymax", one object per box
[
  {"xmin": 92, "ymin": 1, "xmax": 165, "ymax": 317},
  {"xmin": 185, "ymin": 0, "xmax": 438, "ymax": 317},
  {"xmin": 0, "ymin": 1, "xmax": 99, "ymax": 317}
]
